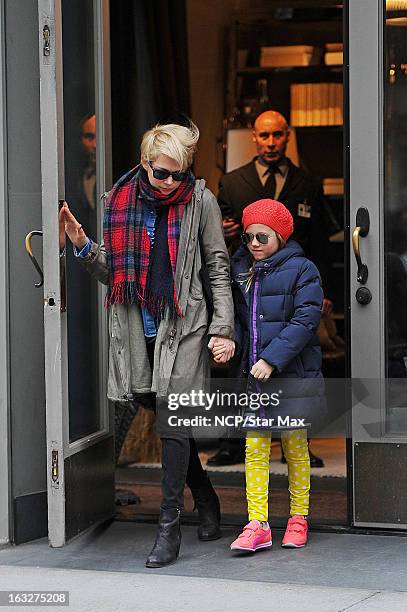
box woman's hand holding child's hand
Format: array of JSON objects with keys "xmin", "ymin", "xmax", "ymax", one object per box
[
  {"xmin": 208, "ymin": 337, "xmax": 235, "ymax": 364},
  {"xmin": 250, "ymin": 359, "xmax": 274, "ymax": 380}
]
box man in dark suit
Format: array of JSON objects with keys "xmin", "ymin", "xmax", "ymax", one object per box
[
  {"xmin": 207, "ymin": 109, "xmax": 332, "ymax": 467},
  {"xmin": 219, "ymin": 110, "xmax": 333, "ymax": 312}
]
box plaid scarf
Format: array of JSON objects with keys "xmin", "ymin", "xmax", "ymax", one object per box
[{"xmin": 103, "ymin": 164, "xmax": 195, "ymax": 317}]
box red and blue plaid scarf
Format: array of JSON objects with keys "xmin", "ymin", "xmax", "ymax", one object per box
[{"xmin": 103, "ymin": 164, "xmax": 195, "ymax": 317}]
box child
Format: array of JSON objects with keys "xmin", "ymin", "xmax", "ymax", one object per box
[{"xmin": 213, "ymin": 198, "xmax": 324, "ymax": 550}]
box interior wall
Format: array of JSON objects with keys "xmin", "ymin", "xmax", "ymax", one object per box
[
  {"xmin": 186, "ymin": 0, "xmax": 252, "ymax": 193},
  {"xmin": 5, "ymin": 0, "xmax": 47, "ymax": 543}
]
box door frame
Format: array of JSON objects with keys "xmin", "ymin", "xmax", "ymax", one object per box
[
  {"xmin": 94, "ymin": 0, "xmax": 111, "ymax": 449},
  {"xmin": 38, "ymin": 0, "xmax": 113, "ymax": 547},
  {"xmin": 349, "ymin": 0, "xmax": 384, "ymax": 427},
  {"xmin": 0, "ymin": 0, "xmax": 10, "ymax": 546},
  {"xmin": 348, "ymin": 0, "xmax": 407, "ymax": 529},
  {"xmin": 343, "ymin": 0, "xmax": 353, "ymax": 530}
]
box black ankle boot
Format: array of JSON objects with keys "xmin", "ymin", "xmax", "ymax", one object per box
[
  {"xmin": 190, "ymin": 473, "xmax": 221, "ymax": 541},
  {"xmin": 145, "ymin": 507, "xmax": 181, "ymax": 568}
]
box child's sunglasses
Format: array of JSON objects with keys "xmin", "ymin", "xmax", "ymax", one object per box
[
  {"xmin": 242, "ymin": 232, "xmax": 271, "ymax": 245},
  {"xmin": 148, "ymin": 162, "xmax": 188, "ymax": 182}
]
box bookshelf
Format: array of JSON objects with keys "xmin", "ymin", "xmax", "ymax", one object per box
[
  {"xmin": 225, "ymin": 5, "xmax": 343, "ymax": 134},
  {"xmin": 224, "ymin": 3, "xmax": 345, "ymax": 356},
  {"xmin": 236, "ymin": 66, "xmax": 342, "ymax": 76}
]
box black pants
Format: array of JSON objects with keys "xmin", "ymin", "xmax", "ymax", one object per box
[
  {"xmin": 143, "ymin": 338, "xmax": 207, "ymax": 510},
  {"xmin": 161, "ymin": 437, "xmax": 207, "ymax": 510}
]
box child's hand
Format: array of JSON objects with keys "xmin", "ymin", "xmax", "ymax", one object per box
[
  {"xmin": 208, "ymin": 337, "xmax": 235, "ymax": 364},
  {"xmin": 250, "ymin": 359, "xmax": 274, "ymax": 380}
]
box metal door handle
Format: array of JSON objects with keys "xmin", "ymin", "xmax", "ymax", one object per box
[
  {"xmin": 25, "ymin": 231, "xmax": 44, "ymax": 287},
  {"xmin": 352, "ymin": 207, "xmax": 370, "ymax": 284}
]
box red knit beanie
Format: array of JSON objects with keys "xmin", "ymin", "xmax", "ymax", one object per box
[{"xmin": 242, "ymin": 199, "xmax": 294, "ymax": 241}]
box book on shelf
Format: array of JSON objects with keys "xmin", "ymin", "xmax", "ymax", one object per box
[
  {"xmin": 260, "ymin": 45, "xmax": 322, "ymax": 67},
  {"xmin": 290, "ymin": 83, "xmax": 300, "ymax": 125},
  {"xmin": 335, "ymin": 83, "xmax": 343, "ymax": 125},
  {"xmin": 323, "ymin": 177, "xmax": 344, "ymax": 196},
  {"xmin": 320, "ymin": 83, "xmax": 329, "ymax": 125},
  {"xmin": 325, "ymin": 43, "xmax": 343, "ymax": 52},
  {"xmin": 313, "ymin": 81, "xmax": 321, "ymax": 126},
  {"xmin": 298, "ymin": 83, "xmax": 307, "ymax": 126},
  {"xmin": 290, "ymin": 83, "xmax": 343, "ymax": 127},
  {"xmin": 328, "ymin": 83, "xmax": 336, "ymax": 125},
  {"xmin": 324, "ymin": 42, "xmax": 343, "ymax": 66},
  {"xmin": 325, "ymin": 51, "xmax": 343, "ymax": 65},
  {"xmin": 305, "ymin": 83, "xmax": 313, "ymax": 126}
]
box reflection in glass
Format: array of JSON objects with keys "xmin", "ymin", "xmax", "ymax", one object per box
[
  {"xmin": 384, "ymin": 4, "xmax": 407, "ymax": 432},
  {"xmin": 62, "ymin": 0, "xmax": 100, "ymax": 442}
]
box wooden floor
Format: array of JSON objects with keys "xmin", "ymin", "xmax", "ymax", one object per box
[
  {"xmin": 116, "ymin": 477, "xmax": 348, "ymax": 526},
  {"xmin": 116, "ymin": 437, "xmax": 348, "ymax": 526}
]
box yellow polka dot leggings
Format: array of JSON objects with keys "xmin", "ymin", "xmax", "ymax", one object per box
[{"xmin": 245, "ymin": 429, "xmax": 310, "ymax": 521}]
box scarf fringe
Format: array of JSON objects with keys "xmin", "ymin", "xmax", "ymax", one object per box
[{"xmin": 105, "ymin": 281, "xmax": 183, "ymax": 319}]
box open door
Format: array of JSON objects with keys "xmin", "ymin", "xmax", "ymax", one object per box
[
  {"xmin": 38, "ymin": 0, "xmax": 113, "ymax": 546},
  {"xmin": 349, "ymin": 0, "xmax": 407, "ymax": 528}
]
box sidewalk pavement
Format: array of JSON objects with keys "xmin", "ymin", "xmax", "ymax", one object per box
[
  {"xmin": 1, "ymin": 521, "xmax": 407, "ymax": 611},
  {"xmin": 0, "ymin": 565, "xmax": 406, "ymax": 612}
]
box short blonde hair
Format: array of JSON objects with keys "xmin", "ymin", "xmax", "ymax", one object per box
[{"xmin": 140, "ymin": 121, "xmax": 199, "ymax": 171}]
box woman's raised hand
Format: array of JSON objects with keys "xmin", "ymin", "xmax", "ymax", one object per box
[{"xmin": 59, "ymin": 202, "xmax": 88, "ymax": 250}]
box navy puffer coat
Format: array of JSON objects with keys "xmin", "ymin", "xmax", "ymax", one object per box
[{"xmin": 231, "ymin": 240, "xmax": 325, "ymax": 429}]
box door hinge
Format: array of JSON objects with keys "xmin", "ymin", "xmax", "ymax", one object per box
[
  {"xmin": 43, "ymin": 24, "xmax": 51, "ymax": 57},
  {"xmin": 51, "ymin": 449, "xmax": 59, "ymax": 483}
]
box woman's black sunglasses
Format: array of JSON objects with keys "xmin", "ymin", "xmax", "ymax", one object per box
[
  {"xmin": 242, "ymin": 232, "xmax": 271, "ymax": 245},
  {"xmin": 148, "ymin": 162, "xmax": 188, "ymax": 182}
]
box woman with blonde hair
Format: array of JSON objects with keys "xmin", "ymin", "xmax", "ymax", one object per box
[{"xmin": 60, "ymin": 119, "xmax": 235, "ymax": 568}]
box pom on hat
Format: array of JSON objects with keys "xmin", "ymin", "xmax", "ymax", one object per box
[{"xmin": 242, "ymin": 198, "xmax": 294, "ymax": 241}]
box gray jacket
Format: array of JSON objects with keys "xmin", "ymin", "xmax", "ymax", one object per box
[{"xmin": 79, "ymin": 179, "xmax": 234, "ymax": 402}]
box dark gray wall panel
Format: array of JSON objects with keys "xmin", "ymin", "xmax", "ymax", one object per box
[
  {"xmin": 13, "ymin": 491, "xmax": 47, "ymax": 545},
  {"xmin": 6, "ymin": 0, "xmax": 46, "ymax": 501},
  {"xmin": 65, "ymin": 436, "xmax": 115, "ymax": 541},
  {"xmin": 354, "ymin": 442, "xmax": 407, "ymax": 524}
]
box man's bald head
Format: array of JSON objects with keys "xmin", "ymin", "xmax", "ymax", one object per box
[
  {"xmin": 254, "ymin": 111, "xmax": 288, "ymax": 132},
  {"xmin": 253, "ymin": 110, "xmax": 290, "ymax": 165}
]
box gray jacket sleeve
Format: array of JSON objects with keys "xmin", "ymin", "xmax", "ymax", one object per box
[
  {"xmin": 199, "ymin": 189, "xmax": 234, "ymax": 339},
  {"xmin": 77, "ymin": 240, "xmax": 110, "ymax": 286}
]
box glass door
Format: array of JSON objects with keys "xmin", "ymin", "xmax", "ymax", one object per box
[
  {"xmin": 349, "ymin": 0, "xmax": 407, "ymax": 528},
  {"xmin": 38, "ymin": 0, "xmax": 113, "ymax": 546}
]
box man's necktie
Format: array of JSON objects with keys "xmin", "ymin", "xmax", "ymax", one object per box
[{"xmin": 263, "ymin": 164, "xmax": 281, "ymax": 198}]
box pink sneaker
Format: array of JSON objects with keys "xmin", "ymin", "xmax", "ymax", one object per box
[
  {"xmin": 281, "ymin": 515, "xmax": 308, "ymax": 548},
  {"xmin": 230, "ymin": 520, "xmax": 272, "ymax": 552}
]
